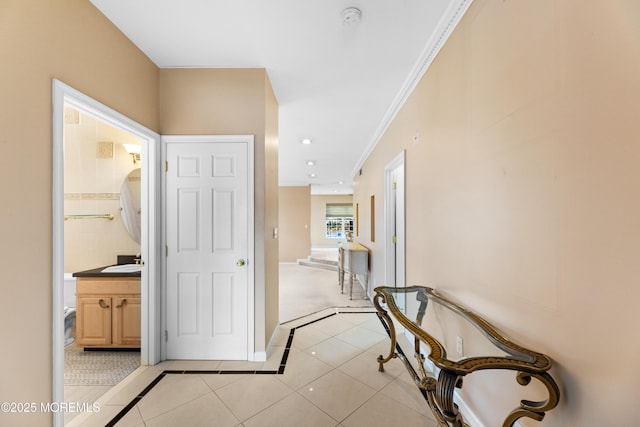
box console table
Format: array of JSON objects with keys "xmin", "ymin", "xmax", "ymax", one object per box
[
  {"xmin": 374, "ymin": 286, "xmax": 560, "ymax": 427},
  {"xmin": 338, "ymin": 243, "xmax": 369, "ymax": 299}
]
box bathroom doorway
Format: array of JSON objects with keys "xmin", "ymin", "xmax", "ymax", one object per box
[{"xmin": 52, "ymin": 80, "xmax": 161, "ymax": 427}]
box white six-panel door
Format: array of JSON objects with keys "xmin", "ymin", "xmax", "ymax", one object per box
[{"xmin": 165, "ymin": 137, "xmax": 251, "ymax": 360}]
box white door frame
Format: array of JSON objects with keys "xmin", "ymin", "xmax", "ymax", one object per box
[
  {"xmin": 384, "ymin": 151, "xmax": 406, "ymax": 291},
  {"xmin": 52, "ymin": 79, "xmax": 161, "ymax": 427},
  {"xmin": 160, "ymin": 135, "xmax": 255, "ymax": 361}
]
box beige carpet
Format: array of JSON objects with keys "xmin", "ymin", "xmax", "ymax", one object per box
[
  {"xmin": 64, "ymin": 345, "xmax": 140, "ymax": 386},
  {"xmin": 279, "ymin": 262, "xmax": 372, "ymax": 323}
]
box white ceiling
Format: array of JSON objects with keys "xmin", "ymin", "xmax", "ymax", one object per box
[{"xmin": 90, "ymin": 0, "xmax": 467, "ymax": 194}]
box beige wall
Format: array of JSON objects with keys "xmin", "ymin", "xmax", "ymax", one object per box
[
  {"xmin": 0, "ymin": 1, "xmax": 159, "ymax": 425},
  {"xmin": 354, "ymin": 0, "xmax": 640, "ymax": 425},
  {"xmin": 64, "ymin": 109, "xmax": 142, "ymax": 272},
  {"xmin": 159, "ymin": 68, "xmax": 279, "ymax": 354},
  {"xmin": 279, "ymin": 187, "xmax": 311, "ymax": 262},
  {"xmin": 263, "ymin": 75, "xmax": 280, "ymax": 348},
  {"xmin": 311, "ymin": 194, "xmax": 353, "ymax": 247}
]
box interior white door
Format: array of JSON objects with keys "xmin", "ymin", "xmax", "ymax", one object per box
[
  {"xmin": 393, "ymin": 163, "xmax": 405, "ymax": 289},
  {"xmin": 166, "ymin": 140, "xmax": 249, "ymax": 360},
  {"xmin": 385, "ymin": 152, "xmax": 406, "ymax": 308}
]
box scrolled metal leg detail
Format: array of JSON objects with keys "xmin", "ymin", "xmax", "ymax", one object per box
[
  {"xmin": 502, "ymin": 371, "xmax": 561, "ymax": 427},
  {"xmin": 436, "ymin": 370, "xmax": 465, "ymax": 427},
  {"xmin": 423, "ymin": 376, "xmax": 450, "ymax": 427},
  {"xmin": 373, "ymin": 292, "xmax": 397, "ymax": 372}
]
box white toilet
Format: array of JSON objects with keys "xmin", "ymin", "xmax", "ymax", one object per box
[{"xmin": 64, "ymin": 273, "xmax": 77, "ymax": 346}]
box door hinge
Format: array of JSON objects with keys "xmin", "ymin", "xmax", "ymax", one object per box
[
  {"xmin": 393, "ymin": 181, "xmax": 397, "ymax": 189},
  {"xmin": 392, "ymin": 235, "xmax": 397, "ymax": 244},
  {"xmin": 164, "ymin": 161, "xmax": 168, "ymax": 172},
  {"xmin": 164, "ymin": 330, "xmax": 168, "ymax": 342},
  {"xmin": 165, "ymin": 245, "xmax": 168, "ymax": 257}
]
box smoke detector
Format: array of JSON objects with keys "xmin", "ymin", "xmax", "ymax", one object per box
[{"xmin": 342, "ymin": 7, "xmax": 362, "ymax": 26}]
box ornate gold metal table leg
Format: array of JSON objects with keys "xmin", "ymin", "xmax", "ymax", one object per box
[
  {"xmin": 434, "ymin": 370, "xmax": 465, "ymax": 427},
  {"xmin": 373, "ymin": 292, "xmax": 397, "ymax": 372},
  {"xmin": 502, "ymin": 371, "xmax": 560, "ymax": 427}
]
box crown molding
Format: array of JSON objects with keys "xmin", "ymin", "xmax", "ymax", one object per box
[{"xmin": 351, "ymin": 0, "xmax": 474, "ymax": 178}]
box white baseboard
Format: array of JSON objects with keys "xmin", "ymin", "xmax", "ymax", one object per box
[
  {"xmin": 454, "ymin": 390, "xmax": 487, "ymax": 427},
  {"xmin": 256, "ymin": 322, "xmax": 282, "ymax": 363},
  {"xmin": 252, "ymin": 351, "xmax": 267, "ymax": 362},
  {"xmin": 418, "ymin": 355, "xmax": 526, "ymax": 427},
  {"xmin": 405, "ymin": 331, "xmax": 493, "ymax": 427}
]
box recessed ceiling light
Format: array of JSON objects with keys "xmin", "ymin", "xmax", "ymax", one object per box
[
  {"xmin": 307, "ymin": 160, "xmax": 316, "ymax": 166},
  {"xmin": 338, "ymin": 181, "xmax": 344, "ymax": 185},
  {"xmin": 300, "ymin": 138, "xmax": 312, "ymax": 145},
  {"xmin": 309, "ymin": 173, "xmax": 317, "ymax": 178}
]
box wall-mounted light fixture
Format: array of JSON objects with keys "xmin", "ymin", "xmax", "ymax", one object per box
[{"xmin": 123, "ymin": 144, "xmax": 141, "ymax": 164}]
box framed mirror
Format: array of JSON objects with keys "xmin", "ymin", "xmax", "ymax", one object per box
[{"xmin": 120, "ymin": 168, "xmax": 141, "ymax": 243}]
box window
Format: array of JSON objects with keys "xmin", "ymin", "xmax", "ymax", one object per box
[{"xmin": 325, "ymin": 203, "xmax": 353, "ymax": 239}]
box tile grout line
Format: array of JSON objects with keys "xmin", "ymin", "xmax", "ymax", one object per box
[
  {"xmin": 376, "ymin": 314, "xmax": 430, "ymax": 403},
  {"xmin": 103, "ymin": 310, "xmax": 378, "ymax": 426},
  {"xmin": 105, "ymin": 372, "xmax": 166, "ymax": 427}
]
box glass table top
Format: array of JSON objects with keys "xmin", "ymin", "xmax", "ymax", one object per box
[{"xmin": 375, "ymin": 286, "xmax": 551, "ymax": 373}]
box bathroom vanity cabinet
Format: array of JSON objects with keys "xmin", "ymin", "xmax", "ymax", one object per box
[{"xmin": 75, "ymin": 277, "xmax": 141, "ymax": 348}]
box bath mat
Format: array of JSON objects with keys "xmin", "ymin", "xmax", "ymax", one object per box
[{"xmin": 64, "ymin": 346, "xmax": 140, "ymax": 386}]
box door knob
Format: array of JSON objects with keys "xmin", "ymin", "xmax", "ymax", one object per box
[{"xmin": 236, "ymin": 259, "xmax": 246, "ymax": 267}]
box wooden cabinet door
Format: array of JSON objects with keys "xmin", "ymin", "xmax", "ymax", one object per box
[
  {"xmin": 112, "ymin": 297, "xmax": 141, "ymax": 346},
  {"xmin": 76, "ymin": 297, "xmax": 112, "ymax": 346}
]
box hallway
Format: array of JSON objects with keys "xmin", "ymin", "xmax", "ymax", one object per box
[
  {"xmin": 67, "ymin": 264, "xmax": 436, "ymax": 426},
  {"xmin": 279, "ymin": 262, "xmax": 371, "ymax": 322}
]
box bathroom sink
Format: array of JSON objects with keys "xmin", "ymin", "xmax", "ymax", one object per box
[{"xmin": 101, "ymin": 264, "xmax": 141, "ymax": 273}]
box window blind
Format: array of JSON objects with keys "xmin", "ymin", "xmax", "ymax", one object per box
[{"xmin": 325, "ymin": 203, "xmax": 353, "ymax": 218}]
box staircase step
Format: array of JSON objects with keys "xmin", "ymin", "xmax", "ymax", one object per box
[
  {"xmin": 297, "ymin": 258, "xmax": 338, "ymax": 271},
  {"xmin": 308, "ymin": 257, "xmax": 338, "ymax": 266}
]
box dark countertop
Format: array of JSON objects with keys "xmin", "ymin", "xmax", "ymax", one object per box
[{"xmin": 72, "ymin": 265, "xmax": 141, "ymax": 278}]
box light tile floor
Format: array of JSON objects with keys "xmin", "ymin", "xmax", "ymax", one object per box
[
  {"xmin": 67, "ymin": 261, "xmax": 437, "ymax": 427},
  {"xmin": 68, "ymin": 308, "xmax": 437, "ymax": 427}
]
